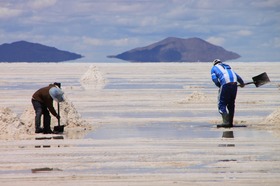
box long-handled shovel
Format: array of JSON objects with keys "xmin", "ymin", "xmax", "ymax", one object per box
[
  {"xmin": 53, "ymin": 102, "xmax": 64, "ymax": 133},
  {"xmin": 53, "ymin": 82, "xmax": 65, "ymax": 133},
  {"xmin": 239, "ymin": 72, "xmax": 270, "ymax": 87}
]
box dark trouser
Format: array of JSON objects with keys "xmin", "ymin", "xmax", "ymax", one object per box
[
  {"xmin": 218, "ymin": 83, "xmax": 238, "ymax": 125},
  {"xmin": 31, "ymin": 99, "xmax": 51, "ymax": 132}
]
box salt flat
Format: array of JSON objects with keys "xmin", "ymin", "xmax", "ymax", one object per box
[{"xmin": 0, "ymin": 62, "xmax": 280, "ymax": 186}]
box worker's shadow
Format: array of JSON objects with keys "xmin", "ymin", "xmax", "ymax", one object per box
[{"xmin": 218, "ymin": 131, "xmax": 235, "ymax": 147}]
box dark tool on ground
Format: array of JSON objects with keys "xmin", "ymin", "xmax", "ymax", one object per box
[
  {"xmin": 239, "ymin": 72, "xmax": 270, "ymax": 87},
  {"xmin": 53, "ymin": 82, "xmax": 65, "ymax": 133}
]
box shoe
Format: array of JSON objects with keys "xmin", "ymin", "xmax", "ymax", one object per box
[
  {"xmin": 43, "ymin": 130, "xmax": 53, "ymax": 134},
  {"xmin": 217, "ymin": 124, "xmax": 233, "ymax": 128},
  {"xmin": 35, "ymin": 128, "xmax": 44, "ymax": 133}
]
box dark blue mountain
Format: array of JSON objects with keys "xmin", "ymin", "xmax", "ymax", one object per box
[
  {"xmin": 108, "ymin": 37, "xmax": 240, "ymax": 62},
  {"xmin": 0, "ymin": 41, "xmax": 83, "ymax": 62}
]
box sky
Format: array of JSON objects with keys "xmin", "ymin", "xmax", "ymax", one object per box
[{"xmin": 0, "ymin": 0, "xmax": 279, "ymax": 62}]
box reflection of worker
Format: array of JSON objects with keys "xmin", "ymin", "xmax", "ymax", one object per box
[
  {"xmin": 211, "ymin": 59, "xmax": 245, "ymax": 128},
  {"xmin": 31, "ymin": 83, "xmax": 64, "ymax": 134}
]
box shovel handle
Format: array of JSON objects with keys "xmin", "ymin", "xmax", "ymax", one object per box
[
  {"xmin": 57, "ymin": 101, "xmax": 60, "ymax": 126},
  {"xmin": 238, "ymin": 82, "xmax": 254, "ymax": 87}
]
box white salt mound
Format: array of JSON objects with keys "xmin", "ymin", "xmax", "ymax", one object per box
[
  {"xmin": 0, "ymin": 107, "xmax": 23, "ymax": 138},
  {"xmin": 0, "ymin": 97, "xmax": 90, "ymax": 139},
  {"xmin": 58, "ymin": 96, "xmax": 89, "ymax": 128},
  {"xmin": 179, "ymin": 91, "xmax": 211, "ymax": 103},
  {"xmin": 261, "ymin": 107, "xmax": 280, "ymax": 125},
  {"xmin": 80, "ymin": 65, "xmax": 105, "ymax": 89}
]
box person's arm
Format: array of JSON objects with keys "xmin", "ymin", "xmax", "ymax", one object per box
[
  {"xmin": 236, "ymin": 73, "xmax": 245, "ymax": 87},
  {"xmin": 211, "ymin": 68, "xmax": 221, "ymax": 87},
  {"xmin": 45, "ymin": 97, "xmax": 58, "ymax": 117}
]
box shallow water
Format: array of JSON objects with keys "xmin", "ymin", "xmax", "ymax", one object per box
[{"xmin": 85, "ymin": 122, "xmax": 274, "ymax": 140}]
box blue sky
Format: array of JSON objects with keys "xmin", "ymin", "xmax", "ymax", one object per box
[{"xmin": 0, "ymin": 0, "xmax": 279, "ymax": 62}]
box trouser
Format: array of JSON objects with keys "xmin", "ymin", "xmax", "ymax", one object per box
[
  {"xmin": 31, "ymin": 99, "xmax": 51, "ymax": 131},
  {"xmin": 218, "ymin": 83, "xmax": 238, "ymax": 124}
]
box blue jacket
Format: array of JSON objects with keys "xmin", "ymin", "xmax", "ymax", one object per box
[{"xmin": 211, "ymin": 63, "xmax": 244, "ymax": 87}]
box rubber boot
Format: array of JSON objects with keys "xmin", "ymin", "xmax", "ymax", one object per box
[
  {"xmin": 43, "ymin": 114, "xmax": 53, "ymax": 134},
  {"xmin": 35, "ymin": 127, "xmax": 44, "ymax": 133},
  {"xmin": 217, "ymin": 113, "xmax": 232, "ymax": 128},
  {"xmin": 35, "ymin": 117, "xmax": 44, "ymax": 133},
  {"xmin": 228, "ymin": 114, "xmax": 234, "ymax": 126}
]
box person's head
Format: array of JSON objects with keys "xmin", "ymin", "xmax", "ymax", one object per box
[
  {"xmin": 213, "ymin": 59, "xmax": 221, "ymax": 66},
  {"xmin": 49, "ymin": 87, "xmax": 65, "ymax": 102}
]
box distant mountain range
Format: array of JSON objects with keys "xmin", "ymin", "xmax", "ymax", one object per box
[
  {"xmin": 0, "ymin": 41, "xmax": 83, "ymax": 62},
  {"xmin": 108, "ymin": 37, "xmax": 240, "ymax": 62}
]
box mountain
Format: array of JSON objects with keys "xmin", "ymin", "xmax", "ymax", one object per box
[
  {"xmin": 0, "ymin": 41, "xmax": 83, "ymax": 62},
  {"xmin": 108, "ymin": 37, "xmax": 240, "ymax": 62}
]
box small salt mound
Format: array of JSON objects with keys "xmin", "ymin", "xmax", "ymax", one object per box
[
  {"xmin": 178, "ymin": 91, "xmax": 211, "ymax": 103},
  {"xmin": 0, "ymin": 107, "xmax": 23, "ymax": 137},
  {"xmin": 261, "ymin": 107, "xmax": 280, "ymax": 125},
  {"xmin": 58, "ymin": 96, "xmax": 89, "ymax": 128},
  {"xmin": 80, "ymin": 65, "xmax": 105, "ymax": 89}
]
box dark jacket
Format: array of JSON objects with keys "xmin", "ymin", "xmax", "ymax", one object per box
[{"xmin": 32, "ymin": 84, "xmax": 57, "ymax": 117}]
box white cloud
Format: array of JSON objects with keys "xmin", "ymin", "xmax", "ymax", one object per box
[
  {"xmin": 82, "ymin": 36, "xmax": 140, "ymax": 47},
  {"xmin": 264, "ymin": 37, "xmax": 280, "ymax": 48},
  {"xmin": 251, "ymin": 0, "xmax": 280, "ymax": 8},
  {"xmin": 28, "ymin": 0, "xmax": 57, "ymax": 9},
  {"xmin": 82, "ymin": 37, "xmax": 103, "ymax": 46},
  {"xmin": 273, "ymin": 37, "xmax": 280, "ymax": 48},
  {"xmin": 236, "ymin": 30, "xmax": 253, "ymax": 36},
  {"xmin": 0, "ymin": 7, "xmax": 22, "ymax": 19},
  {"xmin": 206, "ymin": 37, "xmax": 225, "ymax": 46}
]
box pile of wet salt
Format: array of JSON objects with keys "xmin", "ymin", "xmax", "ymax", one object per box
[
  {"xmin": 0, "ymin": 107, "xmax": 23, "ymax": 138},
  {"xmin": 261, "ymin": 107, "xmax": 280, "ymax": 125},
  {"xmin": 178, "ymin": 91, "xmax": 212, "ymax": 103},
  {"xmin": 80, "ymin": 65, "xmax": 105, "ymax": 89},
  {"xmin": 0, "ymin": 97, "xmax": 90, "ymax": 139}
]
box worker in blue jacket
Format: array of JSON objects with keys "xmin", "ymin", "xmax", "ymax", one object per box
[{"xmin": 211, "ymin": 59, "xmax": 245, "ymax": 128}]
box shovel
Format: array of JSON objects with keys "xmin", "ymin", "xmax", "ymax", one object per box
[
  {"xmin": 53, "ymin": 102, "xmax": 64, "ymax": 133},
  {"xmin": 240, "ymin": 72, "xmax": 270, "ymax": 87},
  {"xmin": 53, "ymin": 82, "xmax": 65, "ymax": 133}
]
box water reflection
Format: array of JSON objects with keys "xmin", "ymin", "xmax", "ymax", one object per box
[
  {"xmin": 219, "ymin": 131, "xmax": 235, "ymax": 147},
  {"xmin": 222, "ymin": 131, "xmax": 234, "ymax": 138},
  {"xmin": 31, "ymin": 167, "xmax": 62, "ymax": 173},
  {"xmin": 35, "ymin": 135, "xmax": 64, "ymax": 148}
]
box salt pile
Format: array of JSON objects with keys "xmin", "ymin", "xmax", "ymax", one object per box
[
  {"xmin": 0, "ymin": 97, "xmax": 90, "ymax": 139},
  {"xmin": 261, "ymin": 107, "xmax": 280, "ymax": 125},
  {"xmin": 80, "ymin": 65, "xmax": 105, "ymax": 89},
  {"xmin": 178, "ymin": 91, "xmax": 212, "ymax": 103},
  {"xmin": 0, "ymin": 107, "xmax": 23, "ymax": 138},
  {"xmin": 58, "ymin": 96, "xmax": 89, "ymax": 128}
]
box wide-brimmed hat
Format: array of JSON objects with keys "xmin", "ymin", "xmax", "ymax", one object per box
[{"xmin": 49, "ymin": 87, "xmax": 64, "ymax": 102}]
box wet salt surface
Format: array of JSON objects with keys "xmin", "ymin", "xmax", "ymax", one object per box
[
  {"xmin": 1, "ymin": 63, "xmax": 280, "ymax": 184},
  {"xmin": 82, "ymin": 110, "xmax": 271, "ymax": 118},
  {"xmin": 85, "ymin": 122, "xmax": 274, "ymax": 140},
  {"xmin": 85, "ymin": 75, "xmax": 276, "ymax": 142},
  {"xmin": 105, "ymin": 78, "xmax": 212, "ymax": 89},
  {"xmin": 0, "ymin": 79, "xmax": 80, "ymax": 90}
]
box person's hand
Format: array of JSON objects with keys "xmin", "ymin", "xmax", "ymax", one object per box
[
  {"xmin": 239, "ymin": 83, "xmax": 245, "ymax": 88},
  {"xmin": 56, "ymin": 115, "xmax": 60, "ymax": 120}
]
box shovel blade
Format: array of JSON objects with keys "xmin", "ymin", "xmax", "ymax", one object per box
[
  {"xmin": 53, "ymin": 125, "xmax": 64, "ymax": 133},
  {"xmin": 252, "ymin": 72, "xmax": 270, "ymax": 87}
]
